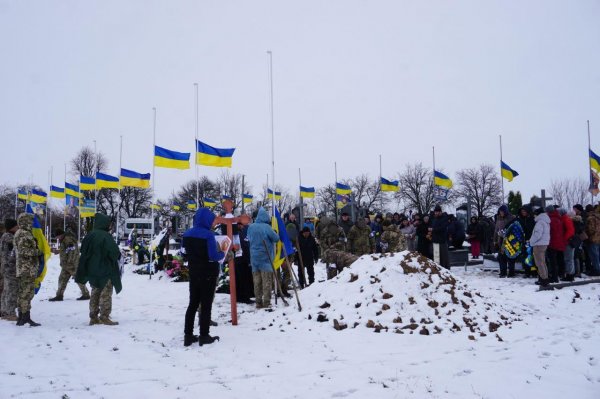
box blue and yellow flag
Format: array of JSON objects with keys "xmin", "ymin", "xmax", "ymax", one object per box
[
  {"xmin": 50, "ymin": 186, "xmax": 65, "ymax": 199},
  {"xmin": 300, "ymin": 186, "xmax": 315, "ymax": 199},
  {"xmin": 172, "ymin": 204, "xmax": 181, "ymax": 211},
  {"xmin": 154, "ymin": 145, "xmax": 191, "ymax": 169},
  {"xmin": 26, "ymin": 204, "xmax": 51, "ymax": 295},
  {"xmin": 30, "ymin": 189, "xmax": 47, "ymax": 204},
  {"xmin": 79, "ymin": 199, "xmax": 96, "ymax": 218},
  {"xmin": 243, "ymin": 193, "xmax": 253, "ymax": 204},
  {"xmin": 500, "ymin": 161, "xmax": 519, "ymax": 182},
  {"xmin": 336, "ymin": 194, "xmax": 351, "ymax": 209},
  {"xmin": 272, "ymin": 207, "xmax": 296, "ymax": 269},
  {"xmin": 120, "ymin": 168, "xmax": 151, "ymax": 189},
  {"xmin": 196, "ymin": 140, "xmax": 235, "ymax": 168},
  {"xmin": 221, "ymin": 194, "xmax": 233, "ymax": 201},
  {"xmin": 17, "ymin": 189, "xmax": 28, "ymax": 201},
  {"xmin": 187, "ymin": 200, "xmax": 197, "ymax": 210},
  {"xmin": 203, "ymin": 198, "xmax": 217, "ymax": 208},
  {"xmin": 434, "ymin": 170, "xmax": 453, "ymax": 189},
  {"xmin": 590, "ymin": 149, "xmax": 600, "ymax": 173},
  {"xmin": 380, "ymin": 177, "xmax": 399, "ymax": 192},
  {"xmin": 336, "ymin": 182, "xmax": 351, "ymax": 195},
  {"xmin": 96, "ymin": 172, "xmax": 120, "ymax": 189},
  {"xmin": 80, "ymin": 176, "xmax": 96, "ymax": 191},
  {"xmin": 150, "ymin": 203, "xmax": 161, "ymax": 210},
  {"xmin": 267, "ymin": 189, "xmax": 282, "ymax": 200},
  {"xmin": 65, "ymin": 182, "xmax": 81, "ymax": 206}
]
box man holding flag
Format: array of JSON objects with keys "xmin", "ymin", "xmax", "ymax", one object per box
[{"xmin": 14, "ymin": 213, "xmax": 42, "ymax": 326}]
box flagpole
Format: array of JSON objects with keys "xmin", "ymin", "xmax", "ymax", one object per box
[
  {"xmin": 432, "ymin": 146, "xmax": 436, "ymax": 185},
  {"xmin": 45, "ymin": 168, "xmax": 50, "ymax": 237},
  {"xmin": 298, "ymin": 168, "xmax": 304, "ymax": 223},
  {"xmin": 267, "ymin": 50, "xmax": 275, "ymax": 217},
  {"xmin": 241, "ymin": 174, "xmax": 245, "ymax": 214},
  {"xmin": 499, "ymin": 134, "xmax": 505, "ymax": 203},
  {"xmin": 77, "ymin": 177, "xmax": 81, "ymax": 245},
  {"xmin": 49, "ymin": 166, "xmax": 53, "ymax": 239},
  {"xmin": 116, "ymin": 135, "xmax": 122, "ymax": 244},
  {"xmin": 194, "ymin": 83, "xmax": 200, "ymax": 207},
  {"xmin": 14, "ymin": 188, "xmax": 18, "ymax": 219},
  {"xmin": 63, "ymin": 163, "xmax": 67, "ymax": 230},
  {"xmin": 150, "ymin": 107, "xmax": 157, "ymax": 279},
  {"xmin": 94, "ymin": 140, "xmax": 98, "ymax": 214},
  {"xmin": 589, "ymin": 120, "xmax": 595, "ymax": 204},
  {"xmin": 334, "ymin": 161, "xmax": 338, "ymax": 220}
]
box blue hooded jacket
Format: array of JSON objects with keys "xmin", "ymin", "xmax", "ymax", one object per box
[
  {"xmin": 183, "ymin": 208, "xmax": 224, "ymax": 265},
  {"xmin": 247, "ymin": 207, "xmax": 280, "ymax": 272}
]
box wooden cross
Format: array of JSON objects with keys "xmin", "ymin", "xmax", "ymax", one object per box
[
  {"xmin": 540, "ymin": 189, "xmax": 553, "ymax": 208},
  {"xmin": 213, "ymin": 199, "xmax": 251, "ymax": 326}
]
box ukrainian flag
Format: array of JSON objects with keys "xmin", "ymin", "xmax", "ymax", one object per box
[
  {"xmin": 267, "ymin": 189, "xmax": 282, "ymax": 200},
  {"xmin": 336, "ymin": 182, "xmax": 351, "ymax": 195},
  {"xmin": 17, "ymin": 189, "xmax": 28, "ymax": 201},
  {"xmin": 172, "ymin": 204, "xmax": 181, "ymax": 211},
  {"xmin": 299, "ymin": 186, "xmax": 315, "ymax": 199},
  {"xmin": 203, "ymin": 198, "xmax": 217, "ymax": 208},
  {"xmin": 80, "ymin": 176, "xmax": 96, "ymax": 191},
  {"xmin": 150, "ymin": 203, "xmax": 161, "ymax": 210},
  {"xmin": 434, "ymin": 170, "xmax": 453, "ymax": 189},
  {"xmin": 380, "ymin": 177, "xmax": 399, "ymax": 192},
  {"xmin": 65, "ymin": 182, "xmax": 81, "ymax": 206},
  {"xmin": 221, "ymin": 194, "xmax": 232, "ymax": 201},
  {"xmin": 196, "ymin": 140, "xmax": 235, "ymax": 168},
  {"xmin": 79, "ymin": 199, "xmax": 96, "ymax": 218},
  {"xmin": 187, "ymin": 200, "xmax": 197, "ymax": 210},
  {"xmin": 500, "ymin": 161, "xmax": 519, "ymax": 182},
  {"xmin": 120, "ymin": 168, "xmax": 151, "ymax": 189},
  {"xmin": 26, "ymin": 204, "xmax": 50, "ymax": 295},
  {"xmin": 30, "ymin": 189, "xmax": 47, "ymax": 204},
  {"xmin": 272, "ymin": 207, "xmax": 296, "ymax": 269},
  {"xmin": 590, "ymin": 149, "xmax": 600, "ymax": 173},
  {"xmin": 154, "ymin": 145, "xmax": 191, "ymax": 169},
  {"xmin": 50, "ymin": 186, "xmax": 65, "ymax": 199},
  {"xmin": 96, "ymin": 172, "xmax": 120, "ymax": 189},
  {"xmin": 243, "ymin": 194, "xmax": 253, "ymax": 204}
]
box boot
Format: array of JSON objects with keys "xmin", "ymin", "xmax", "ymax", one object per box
[
  {"xmin": 561, "ymin": 274, "xmax": 574, "ymax": 282},
  {"xmin": 184, "ymin": 334, "xmax": 199, "ymax": 347},
  {"xmin": 77, "ymin": 294, "xmax": 91, "ymax": 301},
  {"xmin": 89, "ymin": 317, "xmax": 100, "ymax": 325},
  {"xmin": 199, "ymin": 335, "xmax": 220, "ymax": 346},
  {"xmin": 539, "ymin": 278, "xmax": 550, "ymax": 287},
  {"xmin": 49, "ymin": 294, "xmax": 64, "ymax": 302},
  {"xmin": 16, "ymin": 310, "xmax": 25, "ymax": 326},
  {"xmin": 23, "ymin": 312, "xmax": 41, "ymax": 327},
  {"xmin": 99, "ymin": 317, "xmax": 119, "ymax": 326}
]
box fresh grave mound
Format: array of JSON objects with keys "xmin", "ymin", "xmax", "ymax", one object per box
[{"xmin": 276, "ymin": 252, "xmax": 526, "ymax": 341}]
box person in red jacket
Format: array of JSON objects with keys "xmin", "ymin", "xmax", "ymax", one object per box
[
  {"xmin": 559, "ymin": 208, "xmax": 576, "ymax": 281},
  {"xmin": 546, "ymin": 206, "xmax": 565, "ymax": 283}
]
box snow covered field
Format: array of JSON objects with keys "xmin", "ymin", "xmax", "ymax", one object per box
[{"xmin": 1, "ymin": 254, "xmax": 599, "ymax": 399}]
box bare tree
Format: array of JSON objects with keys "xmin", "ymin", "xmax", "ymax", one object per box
[
  {"xmin": 315, "ymin": 184, "xmax": 336, "ymax": 216},
  {"xmin": 119, "ymin": 187, "xmax": 152, "ymax": 218},
  {"xmin": 258, "ymin": 184, "xmax": 294, "ymax": 214},
  {"xmin": 455, "ymin": 164, "xmax": 502, "ymax": 217},
  {"xmin": 70, "ymin": 146, "xmax": 108, "ymax": 179},
  {"xmin": 349, "ymin": 174, "xmax": 390, "ymax": 212},
  {"xmin": 395, "ymin": 163, "xmax": 436, "ymax": 215},
  {"xmin": 550, "ymin": 177, "xmax": 589, "ymax": 209},
  {"xmin": 214, "ymin": 171, "xmax": 246, "ymax": 212}
]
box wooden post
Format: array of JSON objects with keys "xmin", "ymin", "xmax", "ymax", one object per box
[
  {"xmin": 262, "ymin": 240, "xmax": 289, "ymax": 306},
  {"xmin": 280, "ymin": 243, "xmax": 302, "ymax": 311}
]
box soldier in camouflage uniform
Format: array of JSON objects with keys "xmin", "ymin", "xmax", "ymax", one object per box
[
  {"xmin": 347, "ymin": 217, "xmax": 373, "ymax": 256},
  {"xmin": 14, "ymin": 213, "xmax": 41, "ymax": 326},
  {"xmin": 321, "ymin": 249, "xmax": 358, "ymax": 277},
  {"xmin": 380, "ymin": 220, "xmax": 407, "ymax": 253},
  {"xmin": 49, "ymin": 229, "xmax": 90, "ymax": 302},
  {"xmin": 1, "ymin": 219, "xmax": 19, "ymax": 321},
  {"xmin": 317, "ymin": 218, "xmax": 349, "ymax": 279}
]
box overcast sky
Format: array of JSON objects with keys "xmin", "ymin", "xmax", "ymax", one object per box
[{"xmin": 1, "ymin": 0, "xmax": 599, "ymax": 205}]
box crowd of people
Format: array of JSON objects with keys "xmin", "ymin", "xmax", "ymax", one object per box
[{"xmin": 1, "ymin": 200, "xmax": 598, "ymax": 347}]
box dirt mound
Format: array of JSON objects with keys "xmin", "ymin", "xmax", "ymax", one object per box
[{"xmin": 270, "ymin": 251, "xmax": 524, "ymax": 340}]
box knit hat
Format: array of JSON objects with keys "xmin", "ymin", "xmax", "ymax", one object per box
[
  {"xmin": 434, "ymin": 205, "xmax": 442, "ymax": 212},
  {"xmin": 4, "ymin": 218, "xmax": 17, "ymax": 231}
]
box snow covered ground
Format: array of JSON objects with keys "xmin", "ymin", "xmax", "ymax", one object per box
[{"xmin": 1, "ymin": 254, "xmax": 599, "ymax": 399}]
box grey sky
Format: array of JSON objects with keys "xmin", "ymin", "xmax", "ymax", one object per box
[{"xmin": 1, "ymin": 0, "xmax": 599, "ymax": 205}]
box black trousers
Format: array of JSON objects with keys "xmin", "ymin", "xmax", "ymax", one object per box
[
  {"xmin": 234, "ymin": 257, "xmax": 254, "ymax": 301},
  {"xmin": 498, "ymin": 253, "xmax": 515, "ymax": 275},
  {"xmin": 184, "ymin": 263, "xmax": 219, "ymax": 337},
  {"xmin": 547, "ymin": 248, "xmax": 564, "ymax": 282},
  {"xmin": 298, "ymin": 261, "xmax": 315, "ymax": 286}
]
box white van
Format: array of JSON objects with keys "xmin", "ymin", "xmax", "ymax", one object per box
[{"xmin": 123, "ymin": 218, "xmax": 154, "ymax": 239}]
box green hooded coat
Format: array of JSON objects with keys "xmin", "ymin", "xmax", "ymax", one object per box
[{"xmin": 75, "ymin": 213, "xmax": 122, "ymax": 293}]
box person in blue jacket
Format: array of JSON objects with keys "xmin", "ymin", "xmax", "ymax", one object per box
[
  {"xmin": 247, "ymin": 207, "xmax": 280, "ymax": 309},
  {"xmin": 182, "ymin": 208, "xmax": 224, "ymax": 347}
]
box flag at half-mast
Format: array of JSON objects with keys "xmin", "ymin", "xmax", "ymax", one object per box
[
  {"xmin": 154, "ymin": 145, "xmax": 191, "ymax": 169},
  {"xmin": 50, "ymin": 186, "xmax": 65, "ymax": 199},
  {"xmin": 300, "ymin": 186, "xmax": 315, "ymax": 199},
  {"xmin": 243, "ymin": 194, "xmax": 253, "ymax": 204},
  {"xmin": 336, "ymin": 182, "xmax": 351, "ymax": 195},
  {"xmin": 203, "ymin": 198, "xmax": 217, "ymax": 208},
  {"xmin": 65, "ymin": 182, "xmax": 81, "ymax": 206},
  {"xmin": 380, "ymin": 177, "xmax": 399, "ymax": 192},
  {"xmin": 30, "ymin": 189, "xmax": 47, "ymax": 204},
  {"xmin": 187, "ymin": 200, "xmax": 197, "ymax": 210},
  {"xmin": 590, "ymin": 149, "xmax": 600, "ymax": 173},
  {"xmin": 434, "ymin": 170, "xmax": 453, "ymax": 189},
  {"xmin": 96, "ymin": 172, "xmax": 120, "ymax": 189},
  {"xmin": 17, "ymin": 189, "xmax": 28, "ymax": 201},
  {"xmin": 80, "ymin": 176, "xmax": 96, "ymax": 191},
  {"xmin": 120, "ymin": 168, "xmax": 150, "ymax": 188},
  {"xmin": 500, "ymin": 161, "xmax": 519, "ymax": 182},
  {"xmin": 196, "ymin": 140, "xmax": 235, "ymax": 168},
  {"xmin": 267, "ymin": 189, "xmax": 281, "ymax": 200}
]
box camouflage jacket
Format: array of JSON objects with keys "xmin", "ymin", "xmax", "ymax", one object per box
[
  {"xmin": 318, "ymin": 221, "xmax": 346, "ymax": 252},
  {"xmin": 347, "ymin": 224, "xmax": 372, "ymax": 255},
  {"xmin": 380, "ymin": 225, "xmax": 407, "ymax": 253},
  {"xmin": 59, "ymin": 232, "xmax": 79, "ymax": 271},
  {"xmin": 0, "ymin": 231, "xmax": 16, "ymax": 274},
  {"xmin": 14, "ymin": 213, "xmax": 40, "ymax": 278}
]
